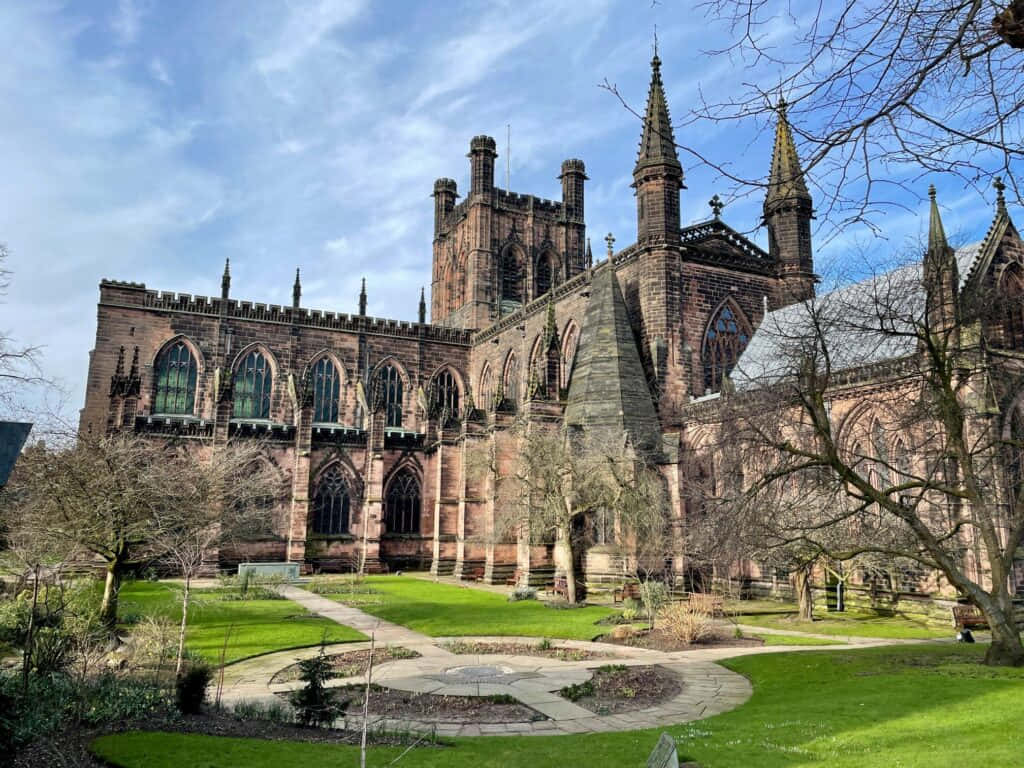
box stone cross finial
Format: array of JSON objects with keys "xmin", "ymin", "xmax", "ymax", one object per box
[
  {"xmin": 995, "ymin": 176, "xmax": 1007, "ymax": 214},
  {"xmin": 605, "ymin": 232, "xmax": 615, "ymax": 258},
  {"xmin": 709, "ymin": 194, "xmax": 724, "ymax": 219}
]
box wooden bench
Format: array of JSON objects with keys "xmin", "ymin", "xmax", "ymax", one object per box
[
  {"xmin": 550, "ymin": 577, "xmax": 585, "ymax": 601},
  {"xmin": 952, "ymin": 604, "xmax": 989, "ymax": 629},
  {"xmin": 687, "ymin": 592, "xmax": 725, "ymax": 618},
  {"xmin": 613, "ymin": 582, "xmax": 643, "ymax": 604},
  {"xmin": 506, "ymin": 568, "xmax": 524, "ymax": 587}
]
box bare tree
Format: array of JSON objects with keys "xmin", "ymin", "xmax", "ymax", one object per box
[
  {"xmin": 479, "ymin": 422, "xmax": 670, "ymax": 603},
  {"xmin": 148, "ymin": 440, "xmax": 283, "ymax": 673},
  {"xmin": 0, "ymin": 243, "xmax": 47, "ymax": 411},
  {"xmin": 692, "ymin": 231, "xmax": 1024, "ymax": 664}
]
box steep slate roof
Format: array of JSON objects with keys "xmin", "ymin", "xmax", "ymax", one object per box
[
  {"xmin": 634, "ymin": 55, "xmax": 682, "ymax": 176},
  {"xmin": 564, "ymin": 266, "xmax": 662, "ymax": 454}
]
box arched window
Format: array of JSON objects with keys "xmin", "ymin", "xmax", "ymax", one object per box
[
  {"xmin": 311, "ymin": 357, "xmax": 341, "ymax": 423},
  {"xmin": 233, "ymin": 350, "xmax": 272, "ymax": 419},
  {"xmin": 153, "ymin": 340, "xmax": 197, "ymax": 415},
  {"xmin": 1006, "ymin": 400, "xmax": 1024, "ymax": 506},
  {"xmin": 312, "ymin": 467, "xmax": 350, "ymax": 535},
  {"xmin": 1000, "ymin": 263, "xmax": 1024, "ymax": 348},
  {"xmin": 535, "ymin": 253, "xmax": 556, "ymax": 297},
  {"xmin": 478, "ymin": 365, "xmax": 494, "ymax": 412},
  {"xmin": 377, "ymin": 364, "xmax": 404, "ymax": 428},
  {"xmin": 384, "ymin": 469, "xmax": 421, "ymax": 534},
  {"xmin": 561, "ymin": 323, "xmax": 579, "ymax": 390},
  {"xmin": 702, "ymin": 303, "xmax": 751, "ymax": 393},
  {"xmin": 500, "ymin": 248, "xmax": 524, "ymax": 313},
  {"xmin": 431, "ymin": 369, "xmax": 460, "ymax": 419},
  {"xmin": 503, "ymin": 354, "xmax": 519, "ymax": 405}
]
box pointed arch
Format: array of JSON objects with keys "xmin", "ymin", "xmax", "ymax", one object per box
[
  {"xmin": 152, "ymin": 335, "xmax": 203, "ymax": 416},
  {"xmin": 370, "ymin": 356, "xmax": 409, "ymax": 428},
  {"xmin": 428, "ymin": 364, "xmax": 464, "ymax": 420},
  {"xmin": 383, "ymin": 464, "xmax": 422, "ymax": 534},
  {"xmin": 310, "ymin": 462, "xmax": 352, "ymax": 535},
  {"xmin": 231, "ymin": 344, "xmax": 278, "ymax": 419},
  {"xmin": 998, "ymin": 261, "xmax": 1024, "ymax": 348},
  {"xmin": 499, "ymin": 245, "xmax": 525, "ymax": 313},
  {"xmin": 560, "ymin": 320, "xmax": 579, "ymax": 390},
  {"xmin": 307, "ymin": 350, "xmax": 344, "ymax": 424},
  {"xmin": 478, "ymin": 363, "xmax": 494, "ymax": 412},
  {"xmin": 701, "ymin": 299, "xmax": 752, "ymax": 394},
  {"xmin": 534, "ymin": 250, "xmax": 559, "ymax": 298},
  {"xmin": 502, "ymin": 351, "xmax": 520, "ymax": 406}
]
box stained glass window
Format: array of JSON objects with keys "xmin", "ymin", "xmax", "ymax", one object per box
[
  {"xmin": 378, "ymin": 364, "xmax": 403, "ymax": 428},
  {"xmin": 233, "ymin": 350, "xmax": 272, "ymax": 419},
  {"xmin": 702, "ymin": 304, "xmax": 750, "ymax": 393},
  {"xmin": 384, "ymin": 470, "xmax": 420, "ymax": 534},
  {"xmin": 312, "ymin": 357, "xmax": 340, "ymax": 423},
  {"xmin": 153, "ymin": 341, "xmax": 197, "ymax": 415},
  {"xmin": 312, "ymin": 467, "xmax": 350, "ymax": 535}
]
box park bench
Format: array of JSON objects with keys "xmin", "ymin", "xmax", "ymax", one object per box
[
  {"xmin": 613, "ymin": 582, "xmax": 643, "ymax": 603},
  {"xmin": 550, "ymin": 576, "xmax": 586, "ymax": 601},
  {"xmin": 951, "ymin": 604, "xmax": 989, "ymax": 629},
  {"xmin": 505, "ymin": 568, "xmax": 524, "ymax": 587},
  {"xmin": 687, "ymin": 592, "xmax": 725, "ymax": 618}
]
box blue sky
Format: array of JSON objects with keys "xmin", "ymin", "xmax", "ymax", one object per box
[{"xmin": 0, "ymin": 0, "xmax": 1010, "ymax": 422}]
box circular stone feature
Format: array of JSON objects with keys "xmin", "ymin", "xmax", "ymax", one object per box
[
  {"xmin": 446, "ymin": 664, "xmax": 514, "ymax": 680},
  {"xmin": 428, "ymin": 663, "xmax": 543, "ymax": 686}
]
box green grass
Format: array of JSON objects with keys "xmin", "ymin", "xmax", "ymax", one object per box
[
  {"xmin": 750, "ymin": 633, "xmax": 843, "ymax": 646},
  {"xmin": 734, "ymin": 602, "xmax": 951, "ymax": 639},
  {"xmin": 312, "ymin": 575, "xmax": 614, "ymax": 640},
  {"xmin": 118, "ymin": 581, "xmax": 365, "ymax": 664},
  {"xmin": 91, "ymin": 644, "xmax": 1024, "ymax": 768}
]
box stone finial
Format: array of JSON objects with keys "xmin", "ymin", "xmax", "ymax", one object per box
[
  {"xmin": 709, "ymin": 194, "xmax": 724, "ymax": 219},
  {"xmin": 995, "ymin": 176, "xmax": 1007, "ymax": 215},
  {"xmin": 221, "ymin": 258, "xmax": 231, "ymax": 300},
  {"xmin": 418, "ymin": 287, "xmax": 427, "ymax": 324},
  {"xmin": 605, "ymin": 232, "xmax": 615, "ymax": 258},
  {"xmin": 358, "ymin": 277, "xmax": 367, "ymax": 316},
  {"xmin": 292, "ymin": 267, "xmax": 301, "ymax": 309},
  {"xmin": 586, "ymin": 238, "xmax": 593, "ymax": 269}
]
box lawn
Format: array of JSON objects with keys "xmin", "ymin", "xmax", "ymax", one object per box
[
  {"xmin": 91, "ymin": 644, "xmax": 1024, "ymax": 768},
  {"xmin": 751, "ymin": 633, "xmax": 842, "ymax": 646},
  {"xmin": 118, "ymin": 581, "xmax": 365, "ymax": 664},
  {"xmin": 732, "ymin": 600, "xmax": 951, "ymax": 639},
  {"xmin": 312, "ymin": 575, "xmax": 614, "ymax": 640}
]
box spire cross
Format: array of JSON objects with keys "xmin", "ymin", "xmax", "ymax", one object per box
[
  {"xmin": 605, "ymin": 232, "xmax": 615, "ymax": 257},
  {"xmin": 709, "ymin": 194, "xmax": 724, "ymax": 219},
  {"xmin": 994, "ymin": 176, "xmax": 1007, "ymax": 213}
]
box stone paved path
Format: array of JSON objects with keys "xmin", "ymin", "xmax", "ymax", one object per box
[{"xmin": 216, "ymin": 585, "xmax": 922, "ymax": 737}]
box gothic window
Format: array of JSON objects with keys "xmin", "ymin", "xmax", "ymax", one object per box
[
  {"xmin": 1006, "ymin": 399, "xmax": 1024, "ymax": 507},
  {"xmin": 500, "ymin": 247, "xmax": 524, "ymax": 313},
  {"xmin": 384, "ymin": 469, "xmax": 421, "ymax": 534},
  {"xmin": 233, "ymin": 350, "xmax": 272, "ymax": 419},
  {"xmin": 378, "ymin": 364, "xmax": 404, "ymax": 428},
  {"xmin": 153, "ymin": 340, "xmax": 197, "ymax": 415},
  {"xmin": 312, "ymin": 467, "xmax": 350, "ymax": 535},
  {"xmin": 478, "ymin": 365, "xmax": 494, "ymax": 411},
  {"xmin": 311, "ymin": 357, "xmax": 341, "ymax": 423},
  {"xmin": 561, "ymin": 323, "xmax": 579, "ymax": 390},
  {"xmin": 1000, "ymin": 263, "xmax": 1024, "ymax": 348},
  {"xmin": 702, "ymin": 302, "xmax": 751, "ymax": 393},
  {"xmin": 535, "ymin": 253, "xmax": 556, "ymax": 297},
  {"xmin": 503, "ymin": 354, "xmax": 519, "ymax": 405},
  {"xmin": 431, "ymin": 369, "xmax": 460, "ymax": 419}
]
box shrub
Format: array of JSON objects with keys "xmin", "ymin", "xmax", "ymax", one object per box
[
  {"xmin": 507, "ymin": 586, "xmax": 537, "ymax": 602},
  {"xmin": 232, "ymin": 698, "xmax": 295, "ymax": 725},
  {"xmin": 559, "ymin": 680, "xmax": 594, "ymax": 701},
  {"xmin": 289, "ymin": 645, "xmax": 347, "ymax": 727},
  {"xmin": 638, "ymin": 581, "xmax": 670, "ymax": 621},
  {"xmin": 536, "ymin": 638, "xmax": 552, "ymax": 651},
  {"xmin": 175, "ymin": 663, "xmax": 212, "ymax": 715},
  {"xmin": 657, "ymin": 601, "xmax": 716, "ymax": 646}
]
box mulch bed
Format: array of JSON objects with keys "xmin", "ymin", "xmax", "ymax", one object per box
[
  {"xmin": 334, "ymin": 684, "xmax": 546, "ymax": 723},
  {"xmin": 442, "ymin": 639, "xmax": 615, "ymax": 661},
  {"xmin": 270, "ymin": 646, "xmax": 421, "ymax": 684},
  {"xmin": 561, "ymin": 664, "xmax": 682, "ymax": 715},
  {"xmin": 13, "ymin": 710, "xmax": 447, "ymax": 768},
  {"xmin": 600, "ymin": 628, "xmax": 766, "ymax": 653}
]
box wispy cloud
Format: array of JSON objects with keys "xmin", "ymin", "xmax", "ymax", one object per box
[{"xmin": 111, "ymin": 0, "xmax": 144, "ymax": 45}]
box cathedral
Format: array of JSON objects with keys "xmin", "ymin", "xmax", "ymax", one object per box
[{"xmin": 80, "ymin": 55, "xmax": 1024, "ymax": 610}]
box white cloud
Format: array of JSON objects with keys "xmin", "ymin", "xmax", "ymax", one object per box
[
  {"xmin": 149, "ymin": 57, "xmax": 172, "ymax": 86},
  {"xmin": 111, "ymin": 0, "xmax": 143, "ymax": 45}
]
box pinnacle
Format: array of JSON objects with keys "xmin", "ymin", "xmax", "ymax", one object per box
[
  {"xmin": 766, "ymin": 100, "xmax": 810, "ymax": 209},
  {"xmin": 634, "ymin": 54, "xmax": 681, "ymax": 177},
  {"xmin": 928, "ymin": 185, "xmax": 949, "ymax": 254}
]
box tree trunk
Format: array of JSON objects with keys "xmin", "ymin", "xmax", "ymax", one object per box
[
  {"xmin": 985, "ymin": 617, "xmax": 1024, "ymax": 666},
  {"xmin": 99, "ymin": 561, "xmax": 122, "ymax": 631},
  {"xmin": 794, "ymin": 565, "xmax": 814, "ymax": 621},
  {"xmin": 175, "ymin": 574, "xmax": 192, "ymax": 675},
  {"xmin": 21, "ymin": 564, "xmax": 40, "ymax": 694},
  {"xmin": 560, "ymin": 522, "xmax": 578, "ymax": 603}
]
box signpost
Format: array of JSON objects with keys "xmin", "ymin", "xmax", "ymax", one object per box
[{"xmin": 0, "ymin": 421, "xmax": 32, "ymax": 487}]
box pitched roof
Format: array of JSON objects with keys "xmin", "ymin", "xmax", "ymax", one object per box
[
  {"xmin": 564, "ymin": 266, "xmax": 662, "ymax": 454},
  {"xmin": 634, "ymin": 56, "xmax": 682, "ymax": 177}
]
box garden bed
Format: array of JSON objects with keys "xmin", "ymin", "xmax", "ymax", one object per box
[
  {"xmin": 442, "ymin": 639, "xmax": 615, "ymax": 661},
  {"xmin": 269, "ymin": 646, "xmax": 420, "ymax": 684},
  {"xmin": 330, "ymin": 685, "xmax": 546, "ymax": 723},
  {"xmin": 559, "ymin": 664, "xmax": 681, "ymax": 714},
  {"xmin": 600, "ymin": 627, "xmax": 765, "ymax": 652}
]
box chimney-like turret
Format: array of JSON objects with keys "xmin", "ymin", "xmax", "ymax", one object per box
[
  {"xmin": 559, "ymin": 158, "xmax": 587, "ymax": 222},
  {"xmin": 432, "ymin": 177, "xmax": 458, "ymax": 235},
  {"xmin": 468, "ymin": 135, "xmax": 497, "ymax": 196}
]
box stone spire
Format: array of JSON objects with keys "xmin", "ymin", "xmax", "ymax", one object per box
[
  {"xmin": 632, "ymin": 55, "xmax": 685, "ymax": 240},
  {"xmin": 765, "ymin": 98, "xmax": 811, "ymax": 211},
  {"xmin": 221, "ymin": 258, "xmax": 231, "ymax": 301},
  {"xmin": 924, "ymin": 185, "xmax": 959, "ymax": 338},
  {"xmin": 292, "ymin": 268, "xmax": 301, "ymax": 310},
  {"xmin": 564, "ymin": 267, "xmax": 662, "ymax": 456},
  {"xmin": 585, "ymin": 238, "xmax": 593, "ymax": 269},
  {"xmin": 634, "ymin": 55, "xmax": 682, "ymax": 177},
  {"xmin": 928, "ymin": 185, "xmax": 950, "ymax": 254},
  {"xmin": 418, "ymin": 287, "xmax": 427, "ymax": 324},
  {"xmin": 358, "ymin": 278, "xmax": 367, "ymax": 316}
]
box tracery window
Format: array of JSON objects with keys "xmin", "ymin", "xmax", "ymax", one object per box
[
  {"xmin": 1006, "ymin": 400, "xmax": 1024, "ymax": 506},
  {"xmin": 378, "ymin": 364, "xmax": 404, "ymax": 428},
  {"xmin": 153, "ymin": 341, "xmax": 197, "ymax": 415},
  {"xmin": 503, "ymin": 354, "xmax": 519, "ymax": 405},
  {"xmin": 384, "ymin": 469, "xmax": 421, "ymax": 534},
  {"xmin": 311, "ymin": 357, "xmax": 341, "ymax": 423},
  {"xmin": 1000, "ymin": 263, "xmax": 1024, "ymax": 348},
  {"xmin": 233, "ymin": 350, "xmax": 272, "ymax": 419},
  {"xmin": 431, "ymin": 369, "xmax": 460, "ymax": 420},
  {"xmin": 312, "ymin": 467, "xmax": 350, "ymax": 535},
  {"xmin": 478, "ymin": 365, "xmax": 494, "ymax": 412},
  {"xmin": 535, "ymin": 253, "xmax": 556, "ymax": 297},
  {"xmin": 500, "ymin": 248, "xmax": 524, "ymax": 313},
  {"xmin": 561, "ymin": 323, "xmax": 579, "ymax": 390},
  {"xmin": 702, "ymin": 303, "xmax": 750, "ymax": 393}
]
